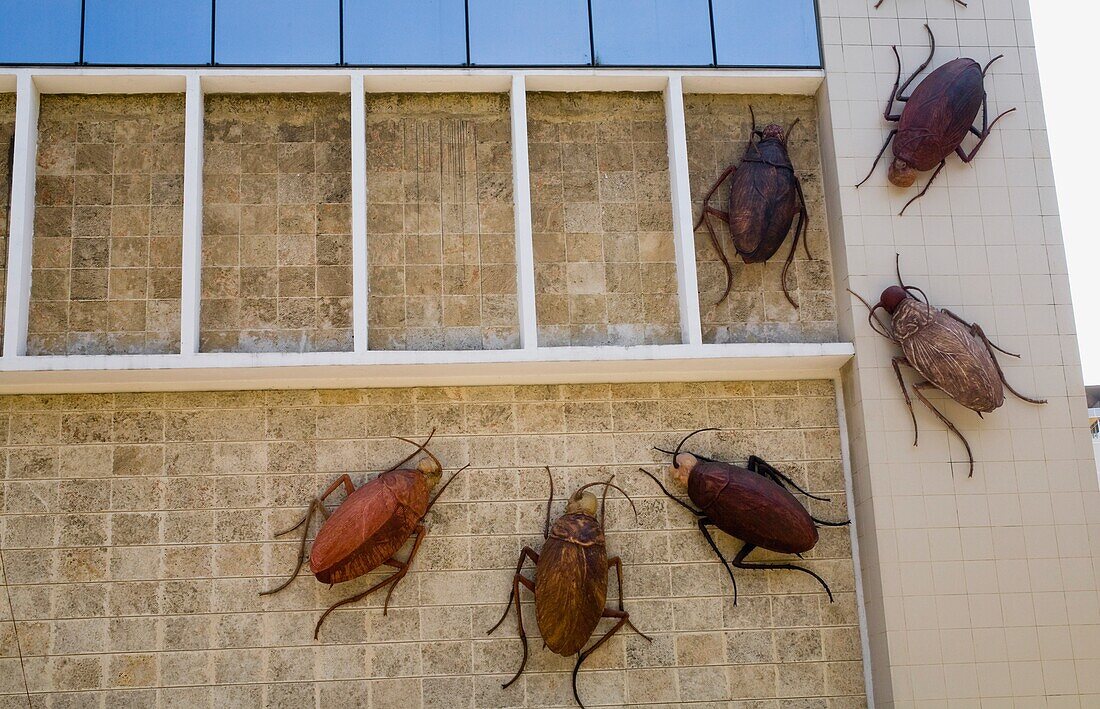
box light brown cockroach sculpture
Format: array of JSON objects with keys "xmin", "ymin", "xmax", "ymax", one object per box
[
  {"xmin": 260, "ymin": 430, "xmax": 465, "ymax": 638},
  {"xmin": 849, "ymin": 257, "xmax": 1046, "ymax": 475},
  {"xmin": 488, "ymin": 469, "xmax": 650, "ymax": 708}
]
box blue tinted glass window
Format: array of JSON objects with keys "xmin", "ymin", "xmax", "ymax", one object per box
[
  {"xmin": 713, "ymin": 0, "xmax": 820, "ymax": 67},
  {"xmin": 469, "ymin": 0, "xmax": 590, "ymax": 66},
  {"xmin": 591, "ymin": 0, "xmax": 712, "ymax": 66},
  {"xmin": 215, "ymin": 0, "xmax": 340, "ymax": 65},
  {"xmin": 344, "ymin": 0, "xmax": 465, "ymax": 66},
  {"xmin": 84, "ymin": 0, "xmax": 212, "ymax": 65},
  {"xmin": 0, "ymin": 0, "xmax": 82, "ymax": 64}
]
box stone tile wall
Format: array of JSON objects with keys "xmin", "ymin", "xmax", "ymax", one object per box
[
  {"xmin": 365, "ymin": 93, "xmax": 518, "ymax": 351},
  {"xmin": 0, "ymin": 381, "xmax": 863, "ymax": 707},
  {"xmin": 528, "ymin": 93, "xmax": 681, "ymax": 347},
  {"xmin": 26, "ymin": 95, "xmax": 185, "ymax": 356},
  {"xmin": 0, "ymin": 94, "xmax": 14, "ymax": 351},
  {"xmin": 685, "ymin": 94, "xmax": 838, "ymax": 344},
  {"xmin": 202, "ymin": 94, "xmax": 353, "ymax": 353}
]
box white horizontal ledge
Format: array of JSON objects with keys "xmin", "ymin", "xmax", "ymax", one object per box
[
  {"xmin": 0, "ymin": 343, "xmax": 854, "ymax": 394},
  {"xmin": 1, "ymin": 68, "xmax": 825, "ymax": 96}
]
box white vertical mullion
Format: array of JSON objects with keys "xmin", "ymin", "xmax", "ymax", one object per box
[
  {"xmin": 664, "ymin": 74, "xmax": 703, "ymax": 347},
  {"xmin": 2, "ymin": 73, "xmax": 40, "ymax": 358},
  {"xmin": 350, "ymin": 74, "xmax": 369, "ymax": 354},
  {"xmin": 509, "ymin": 74, "xmax": 538, "ymax": 350},
  {"xmin": 179, "ymin": 74, "xmax": 204, "ymax": 355}
]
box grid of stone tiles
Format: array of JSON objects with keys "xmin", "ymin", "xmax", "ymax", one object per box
[
  {"xmin": 528, "ymin": 92, "xmax": 681, "ymax": 347},
  {"xmin": 365, "ymin": 93, "xmax": 519, "ymax": 351},
  {"xmin": 0, "ymin": 381, "xmax": 864, "ymax": 707},
  {"xmin": 685, "ymin": 94, "xmax": 838, "ymax": 345},
  {"xmin": 0, "ymin": 94, "xmax": 14, "ymax": 351},
  {"xmin": 202, "ymin": 94, "xmax": 353, "ymax": 354},
  {"xmin": 26, "ymin": 94, "xmax": 185, "ymax": 356}
]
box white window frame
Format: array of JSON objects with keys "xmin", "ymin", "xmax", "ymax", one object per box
[{"xmin": 0, "ymin": 67, "xmax": 849, "ymax": 394}]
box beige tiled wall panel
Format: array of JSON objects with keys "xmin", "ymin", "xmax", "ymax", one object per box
[
  {"xmin": 0, "ymin": 382, "xmax": 864, "ymax": 706},
  {"xmin": 365, "ymin": 94, "xmax": 518, "ymax": 351},
  {"xmin": 0, "ymin": 94, "xmax": 14, "ymax": 350},
  {"xmin": 818, "ymin": 0, "xmax": 1100, "ymax": 705},
  {"xmin": 528, "ymin": 93, "xmax": 681, "ymax": 347},
  {"xmin": 685, "ymin": 94, "xmax": 838, "ymax": 344},
  {"xmin": 26, "ymin": 95, "xmax": 185, "ymax": 356},
  {"xmin": 202, "ymin": 94, "xmax": 353, "ymax": 354}
]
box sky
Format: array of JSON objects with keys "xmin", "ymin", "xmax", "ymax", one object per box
[{"xmin": 1030, "ymin": 4, "xmax": 1100, "ymax": 383}]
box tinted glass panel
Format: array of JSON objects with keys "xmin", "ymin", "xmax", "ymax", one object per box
[
  {"xmin": 591, "ymin": 0, "xmax": 712, "ymax": 66},
  {"xmin": 343, "ymin": 0, "xmax": 466, "ymax": 66},
  {"xmin": 84, "ymin": 0, "xmax": 212, "ymax": 65},
  {"xmin": 0, "ymin": 0, "xmax": 81, "ymax": 64},
  {"xmin": 215, "ymin": 0, "xmax": 340, "ymax": 65},
  {"xmin": 712, "ymin": 0, "xmax": 820, "ymax": 67},
  {"xmin": 468, "ymin": 0, "xmax": 591, "ymax": 66}
]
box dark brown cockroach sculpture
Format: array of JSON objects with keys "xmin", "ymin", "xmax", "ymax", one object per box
[
  {"xmin": 848, "ymin": 257, "xmax": 1046, "ymax": 476},
  {"xmin": 641, "ymin": 429, "xmax": 849, "ymax": 604},
  {"xmin": 696, "ymin": 107, "xmax": 810, "ymax": 308},
  {"xmin": 857, "ymin": 25, "xmax": 1014, "ymax": 215},
  {"xmin": 488, "ymin": 469, "xmax": 650, "ymax": 708},
  {"xmin": 260, "ymin": 430, "xmax": 465, "ymax": 638}
]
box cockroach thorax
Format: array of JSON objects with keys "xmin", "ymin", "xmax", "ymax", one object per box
[
  {"xmin": 417, "ymin": 457, "xmax": 443, "ymax": 488},
  {"xmin": 671, "ymin": 453, "xmax": 698, "ymax": 484},
  {"xmin": 888, "ymin": 158, "xmax": 917, "ymax": 188},
  {"xmin": 566, "ymin": 490, "xmax": 599, "ymax": 517},
  {"xmin": 880, "ymin": 285, "xmax": 909, "ymax": 314}
]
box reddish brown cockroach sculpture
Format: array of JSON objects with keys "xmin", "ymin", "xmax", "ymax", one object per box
[
  {"xmin": 488, "ymin": 469, "xmax": 650, "ymax": 708},
  {"xmin": 260, "ymin": 430, "xmax": 465, "ymax": 638},
  {"xmin": 696, "ymin": 107, "xmax": 810, "ymax": 308},
  {"xmin": 641, "ymin": 429, "xmax": 849, "ymax": 604},
  {"xmin": 857, "ymin": 25, "xmax": 1013, "ymax": 215},
  {"xmin": 848, "ymin": 257, "xmax": 1046, "ymax": 476}
]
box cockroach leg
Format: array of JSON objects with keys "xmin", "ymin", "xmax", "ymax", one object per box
[
  {"xmin": 892, "ymin": 357, "xmax": 920, "ymax": 446},
  {"xmin": 812, "ymin": 516, "xmax": 852, "ymax": 527},
  {"xmin": 608, "ymin": 557, "xmax": 650, "ymax": 640},
  {"xmin": 939, "ymin": 309, "xmax": 1019, "ymax": 358},
  {"xmin": 966, "ymin": 322, "xmax": 1048, "ymax": 405},
  {"xmin": 956, "ymin": 107, "xmax": 1015, "ymax": 163},
  {"xmin": 899, "ymin": 159, "xmax": 946, "ymax": 215},
  {"xmin": 313, "ymin": 523, "xmax": 428, "ymax": 639},
  {"xmin": 543, "ymin": 467, "xmax": 554, "ymax": 540},
  {"xmin": 981, "ymin": 53, "xmax": 1004, "ymax": 77},
  {"xmin": 487, "ymin": 547, "xmax": 539, "ymax": 637},
  {"xmin": 912, "ymin": 381, "xmax": 975, "ymax": 477},
  {"xmin": 638, "ymin": 468, "xmax": 703, "ymax": 517},
  {"xmin": 746, "ymin": 455, "xmax": 831, "ymax": 502},
  {"xmin": 731, "ymin": 543, "xmax": 834, "ymax": 602},
  {"xmin": 693, "ymin": 166, "xmax": 736, "ymax": 232},
  {"xmin": 857, "ymin": 129, "xmax": 899, "ymax": 188},
  {"xmin": 572, "ymin": 609, "xmax": 636, "ymax": 709},
  {"xmin": 699, "ymin": 518, "xmax": 739, "ymax": 604},
  {"xmin": 897, "ymin": 25, "xmax": 938, "ymax": 102},
  {"xmin": 261, "ymin": 474, "xmax": 354, "ymax": 597}
]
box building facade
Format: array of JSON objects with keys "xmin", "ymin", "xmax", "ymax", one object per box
[{"xmin": 0, "ymin": 1, "xmax": 1095, "ymax": 707}]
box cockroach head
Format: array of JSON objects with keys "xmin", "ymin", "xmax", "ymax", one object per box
[
  {"xmin": 761, "ymin": 124, "xmax": 786, "ymax": 142},
  {"xmin": 879, "ymin": 285, "xmax": 909, "ymax": 314},
  {"xmin": 417, "ymin": 455, "xmax": 443, "ymax": 488},
  {"xmin": 888, "ymin": 158, "xmax": 917, "ymax": 188},
  {"xmin": 670, "ymin": 453, "xmax": 696, "ymax": 485},
  {"xmin": 566, "ymin": 488, "xmax": 599, "ymax": 517}
]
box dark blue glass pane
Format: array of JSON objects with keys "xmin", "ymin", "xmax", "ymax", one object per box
[
  {"xmin": 591, "ymin": 0, "xmax": 712, "ymax": 66},
  {"xmin": 713, "ymin": 0, "xmax": 820, "ymax": 67},
  {"xmin": 344, "ymin": 0, "xmax": 465, "ymax": 66},
  {"xmin": 469, "ymin": 0, "xmax": 590, "ymax": 66},
  {"xmin": 84, "ymin": 0, "xmax": 212, "ymax": 65},
  {"xmin": 0, "ymin": 0, "xmax": 82, "ymax": 64},
  {"xmin": 215, "ymin": 0, "xmax": 340, "ymax": 65}
]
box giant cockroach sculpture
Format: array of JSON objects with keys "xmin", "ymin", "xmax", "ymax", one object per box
[
  {"xmin": 488, "ymin": 469, "xmax": 650, "ymax": 708},
  {"xmin": 848, "ymin": 257, "xmax": 1046, "ymax": 476},
  {"xmin": 857, "ymin": 25, "xmax": 1014, "ymax": 215},
  {"xmin": 641, "ymin": 429, "xmax": 849, "ymax": 604},
  {"xmin": 695, "ymin": 107, "xmax": 810, "ymax": 308},
  {"xmin": 260, "ymin": 430, "xmax": 466, "ymax": 638}
]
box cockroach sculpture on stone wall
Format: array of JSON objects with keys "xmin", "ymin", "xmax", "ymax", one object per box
[
  {"xmin": 488, "ymin": 469, "xmax": 650, "ymax": 708},
  {"xmin": 641, "ymin": 429, "xmax": 849, "ymax": 603},
  {"xmin": 260, "ymin": 430, "xmax": 465, "ymax": 638},
  {"xmin": 695, "ymin": 107, "xmax": 810, "ymax": 308},
  {"xmin": 857, "ymin": 25, "xmax": 1014, "ymax": 215},
  {"xmin": 848, "ymin": 256, "xmax": 1046, "ymax": 476}
]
